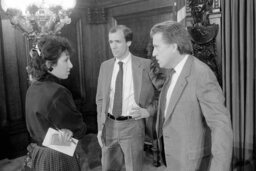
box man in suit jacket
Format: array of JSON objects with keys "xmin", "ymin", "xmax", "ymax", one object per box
[
  {"xmin": 96, "ymin": 25, "xmax": 157, "ymax": 171},
  {"xmin": 150, "ymin": 21, "xmax": 233, "ymax": 171}
]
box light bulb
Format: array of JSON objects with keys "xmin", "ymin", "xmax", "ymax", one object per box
[
  {"xmin": 44, "ymin": 0, "xmax": 63, "ymax": 7},
  {"xmin": 61, "ymin": 0, "xmax": 76, "ymax": 10},
  {"xmin": 1, "ymin": 0, "xmax": 7, "ymax": 11}
]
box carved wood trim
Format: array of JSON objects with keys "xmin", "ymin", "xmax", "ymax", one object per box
[
  {"xmin": 114, "ymin": 6, "xmax": 174, "ymax": 20},
  {"xmin": 76, "ymin": 0, "xmax": 152, "ymax": 9},
  {"xmin": 186, "ymin": 0, "xmax": 222, "ymax": 85},
  {"xmin": 87, "ymin": 8, "xmax": 108, "ymax": 24},
  {"xmin": 109, "ymin": 0, "xmax": 175, "ymax": 17},
  {"xmin": 96, "ymin": 0, "xmax": 147, "ymax": 8}
]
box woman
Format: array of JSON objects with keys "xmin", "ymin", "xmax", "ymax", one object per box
[{"xmin": 24, "ymin": 36, "xmax": 86, "ymax": 171}]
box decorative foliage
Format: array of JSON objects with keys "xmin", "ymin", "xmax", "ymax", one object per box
[
  {"xmin": 187, "ymin": 0, "xmax": 222, "ymax": 85},
  {"xmin": 187, "ymin": 0, "xmax": 213, "ymax": 26}
]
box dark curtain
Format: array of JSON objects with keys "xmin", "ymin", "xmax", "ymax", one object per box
[
  {"xmin": 0, "ymin": 19, "xmax": 28, "ymax": 124},
  {"xmin": 0, "ymin": 17, "xmax": 30, "ymax": 159},
  {"xmin": 222, "ymin": 0, "xmax": 256, "ymax": 170},
  {"xmin": 0, "ymin": 17, "xmax": 8, "ymax": 128},
  {"xmin": 0, "ymin": 17, "xmax": 11, "ymax": 159}
]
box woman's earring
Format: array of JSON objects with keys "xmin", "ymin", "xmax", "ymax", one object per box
[{"xmin": 48, "ymin": 67, "xmax": 53, "ymax": 72}]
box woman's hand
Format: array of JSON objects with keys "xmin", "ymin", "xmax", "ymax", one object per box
[{"xmin": 59, "ymin": 128, "xmax": 73, "ymax": 142}]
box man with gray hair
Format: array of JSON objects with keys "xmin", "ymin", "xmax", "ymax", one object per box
[{"xmin": 150, "ymin": 20, "xmax": 233, "ymax": 171}]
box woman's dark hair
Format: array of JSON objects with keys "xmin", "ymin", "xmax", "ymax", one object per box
[{"xmin": 27, "ymin": 36, "xmax": 73, "ymax": 81}]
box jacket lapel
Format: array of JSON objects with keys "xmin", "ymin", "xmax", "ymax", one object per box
[
  {"xmin": 131, "ymin": 56, "xmax": 143, "ymax": 104},
  {"xmin": 163, "ymin": 56, "xmax": 193, "ymax": 126},
  {"xmin": 156, "ymin": 80, "xmax": 168, "ymax": 137}
]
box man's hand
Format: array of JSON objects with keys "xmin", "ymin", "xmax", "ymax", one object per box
[
  {"xmin": 97, "ymin": 130, "xmax": 103, "ymax": 148},
  {"xmin": 130, "ymin": 106, "xmax": 150, "ymax": 120}
]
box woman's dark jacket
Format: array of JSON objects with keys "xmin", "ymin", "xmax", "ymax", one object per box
[{"xmin": 25, "ymin": 74, "xmax": 86, "ymax": 145}]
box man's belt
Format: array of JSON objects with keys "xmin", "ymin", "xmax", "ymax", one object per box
[{"xmin": 107, "ymin": 113, "xmax": 132, "ymax": 121}]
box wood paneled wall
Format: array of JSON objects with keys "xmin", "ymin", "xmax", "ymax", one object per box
[{"xmin": 113, "ymin": 7, "xmax": 175, "ymax": 58}]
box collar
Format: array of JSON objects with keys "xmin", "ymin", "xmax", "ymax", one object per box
[
  {"xmin": 38, "ymin": 73, "xmax": 61, "ymax": 84},
  {"xmin": 115, "ymin": 52, "xmax": 131, "ymax": 65},
  {"xmin": 173, "ymin": 54, "xmax": 189, "ymax": 73}
]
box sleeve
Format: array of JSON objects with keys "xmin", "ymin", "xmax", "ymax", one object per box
[
  {"xmin": 196, "ymin": 67, "xmax": 233, "ymax": 171},
  {"xmin": 96, "ymin": 63, "xmax": 104, "ymax": 131},
  {"xmin": 48, "ymin": 88, "xmax": 87, "ymax": 139}
]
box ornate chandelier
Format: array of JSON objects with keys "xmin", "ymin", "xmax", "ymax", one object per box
[{"xmin": 0, "ymin": 0, "xmax": 76, "ymax": 40}]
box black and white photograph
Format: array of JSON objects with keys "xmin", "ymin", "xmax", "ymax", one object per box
[{"xmin": 0, "ymin": 0, "xmax": 255, "ymax": 171}]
